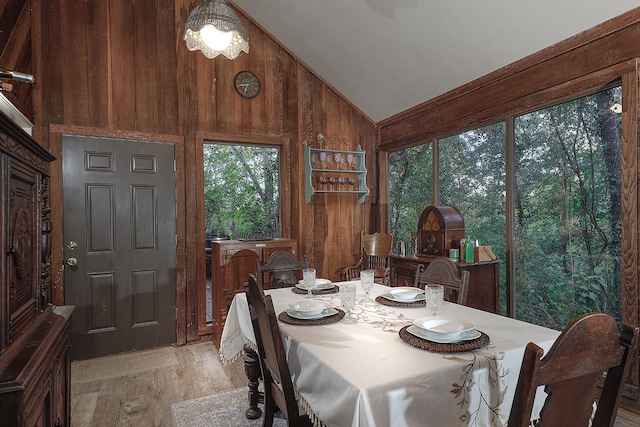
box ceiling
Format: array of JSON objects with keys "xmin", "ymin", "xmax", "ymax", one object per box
[{"xmin": 233, "ymin": 0, "xmax": 640, "ymax": 123}]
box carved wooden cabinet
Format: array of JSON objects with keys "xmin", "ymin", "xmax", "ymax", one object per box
[
  {"xmin": 0, "ymin": 111, "xmax": 73, "ymax": 426},
  {"xmin": 390, "ymin": 254, "xmax": 500, "ymax": 314},
  {"xmin": 210, "ymin": 239, "xmax": 297, "ymax": 338}
]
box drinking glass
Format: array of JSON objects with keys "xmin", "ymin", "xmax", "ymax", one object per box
[
  {"xmin": 359, "ymin": 269, "xmax": 375, "ymax": 304},
  {"xmin": 425, "ymin": 284, "xmax": 444, "ymax": 315},
  {"xmin": 340, "ymin": 283, "xmax": 357, "ymax": 323},
  {"xmin": 302, "ymin": 268, "xmax": 316, "ymax": 299}
]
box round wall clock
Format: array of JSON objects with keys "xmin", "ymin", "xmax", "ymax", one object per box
[{"xmin": 234, "ymin": 71, "xmax": 261, "ymax": 98}]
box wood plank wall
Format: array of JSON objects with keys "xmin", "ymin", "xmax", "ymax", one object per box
[{"xmin": 0, "ymin": 0, "xmax": 376, "ymax": 344}]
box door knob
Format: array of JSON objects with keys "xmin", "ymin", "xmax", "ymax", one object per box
[{"xmin": 66, "ymin": 257, "xmax": 78, "ymax": 266}]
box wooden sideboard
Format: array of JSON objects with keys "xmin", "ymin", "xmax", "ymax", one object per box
[
  {"xmin": 0, "ymin": 111, "xmax": 74, "ymax": 426},
  {"xmin": 390, "ymin": 255, "xmax": 500, "ymax": 313},
  {"xmin": 210, "ymin": 238, "xmax": 298, "ymax": 339}
]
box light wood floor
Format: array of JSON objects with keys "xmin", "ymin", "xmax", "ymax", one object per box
[{"xmin": 71, "ymin": 341, "xmax": 640, "ymax": 426}]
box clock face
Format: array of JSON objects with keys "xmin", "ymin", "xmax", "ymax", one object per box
[{"xmin": 234, "ymin": 71, "xmax": 261, "ymax": 98}]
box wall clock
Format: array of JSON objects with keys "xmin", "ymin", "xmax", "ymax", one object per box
[{"xmin": 234, "ymin": 71, "xmax": 261, "ymax": 98}]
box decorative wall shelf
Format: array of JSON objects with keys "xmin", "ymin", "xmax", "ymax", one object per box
[{"xmin": 304, "ymin": 141, "xmax": 369, "ymax": 204}]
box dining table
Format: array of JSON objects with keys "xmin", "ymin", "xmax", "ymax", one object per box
[{"xmin": 219, "ymin": 281, "xmax": 561, "ymax": 427}]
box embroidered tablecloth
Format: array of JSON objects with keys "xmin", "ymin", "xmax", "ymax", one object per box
[{"xmin": 220, "ymin": 282, "xmax": 560, "ymax": 427}]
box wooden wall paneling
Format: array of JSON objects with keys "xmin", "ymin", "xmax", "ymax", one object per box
[
  {"xmin": 621, "ymin": 65, "xmax": 639, "ymax": 392},
  {"xmin": 38, "ymin": 0, "xmax": 63, "ymax": 137},
  {"xmin": 132, "ymin": 0, "xmax": 160, "ymax": 132},
  {"xmin": 297, "ymin": 66, "xmax": 314, "ymax": 260},
  {"xmin": 56, "ymin": 0, "xmax": 107, "ymax": 128},
  {"xmin": 176, "ymin": 0, "xmax": 200, "ymax": 343},
  {"xmin": 109, "ymin": 1, "xmax": 134, "ymax": 130},
  {"xmin": 266, "ymin": 40, "xmax": 285, "ymax": 136}
]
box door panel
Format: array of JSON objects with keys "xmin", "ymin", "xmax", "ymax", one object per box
[{"xmin": 62, "ymin": 135, "xmax": 176, "ymax": 360}]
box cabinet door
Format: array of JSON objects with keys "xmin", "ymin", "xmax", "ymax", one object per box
[
  {"xmin": 6, "ymin": 157, "xmax": 41, "ymax": 343},
  {"xmin": 219, "ymin": 249, "xmax": 260, "ymax": 324}
]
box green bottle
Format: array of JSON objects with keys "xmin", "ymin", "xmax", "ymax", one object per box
[{"xmin": 465, "ymin": 238, "xmax": 475, "ymax": 262}]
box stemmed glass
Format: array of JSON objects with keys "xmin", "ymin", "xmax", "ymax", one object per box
[
  {"xmin": 302, "ymin": 268, "xmax": 316, "ymax": 299},
  {"xmin": 425, "ymin": 284, "xmax": 444, "ymax": 315},
  {"xmin": 359, "ymin": 269, "xmax": 375, "ymax": 305},
  {"xmin": 340, "ymin": 283, "xmax": 357, "ymax": 323}
]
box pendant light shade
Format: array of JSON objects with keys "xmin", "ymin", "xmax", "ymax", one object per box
[{"xmin": 183, "ymin": 0, "xmax": 249, "ymax": 60}]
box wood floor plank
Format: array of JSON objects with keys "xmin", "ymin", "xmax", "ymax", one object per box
[{"xmin": 70, "ymin": 342, "xmax": 640, "ymax": 426}]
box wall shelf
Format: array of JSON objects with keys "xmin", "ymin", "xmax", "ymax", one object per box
[{"xmin": 303, "ymin": 141, "xmax": 369, "ymax": 203}]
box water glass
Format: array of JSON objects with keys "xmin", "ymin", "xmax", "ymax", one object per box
[
  {"xmin": 340, "ymin": 283, "xmax": 357, "ymax": 323},
  {"xmin": 359, "ymin": 269, "xmax": 375, "ymax": 304},
  {"xmin": 425, "ymin": 284, "xmax": 444, "ymax": 315},
  {"xmin": 302, "ymin": 268, "xmax": 316, "ymax": 298}
]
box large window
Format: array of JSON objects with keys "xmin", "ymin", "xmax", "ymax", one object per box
[
  {"xmin": 387, "ymin": 86, "xmax": 621, "ymax": 328},
  {"xmin": 203, "ymin": 143, "xmax": 281, "ymax": 239},
  {"xmin": 514, "ymin": 87, "xmax": 622, "ymax": 328}
]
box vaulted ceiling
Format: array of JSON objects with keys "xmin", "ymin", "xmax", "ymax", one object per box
[{"xmin": 234, "ymin": 1, "xmax": 640, "ymax": 123}]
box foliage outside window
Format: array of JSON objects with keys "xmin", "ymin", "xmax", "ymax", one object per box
[
  {"xmin": 388, "ymin": 144, "xmax": 433, "ymax": 249},
  {"xmin": 439, "ymin": 123, "xmax": 507, "ymax": 313},
  {"xmin": 514, "ymin": 87, "xmax": 622, "ymax": 329},
  {"xmin": 387, "ymin": 87, "xmax": 622, "ymax": 329},
  {"xmin": 203, "ymin": 143, "xmax": 280, "ymax": 239}
]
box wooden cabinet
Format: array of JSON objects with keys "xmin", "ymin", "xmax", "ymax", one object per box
[
  {"xmin": 211, "ymin": 239, "xmax": 297, "ymax": 338},
  {"xmin": 390, "ymin": 255, "xmax": 500, "ymax": 314},
  {"xmin": 0, "ymin": 111, "xmax": 73, "ymax": 426},
  {"xmin": 304, "ymin": 141, "xmax": 369, "ymax": 203}
]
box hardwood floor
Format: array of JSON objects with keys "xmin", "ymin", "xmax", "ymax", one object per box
[
  {"xmin": 70, "ymin": 342, "xmax": 640, "ymax": 426},
  {"xmin": 70, "ymin": 341, "xmax": 246, "ymax": 426}
]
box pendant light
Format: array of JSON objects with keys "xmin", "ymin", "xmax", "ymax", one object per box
[{"xmin": 183, "ymin": 0, "xmax": 249, "ymax": 60}]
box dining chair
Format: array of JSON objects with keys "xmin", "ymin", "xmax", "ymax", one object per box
[
  {"xmin": 246, "ymin": 274, "xmax": 313, "ymax": 427},
  {"xmin": 507, "ymin": 312, "xmax": 638, "ymax": 427},
  {"xmin": 414, "ymin": 257, "xmax": 469, "ymax": 305},
  {"xmin": 341, "ymin": 231, "xmax": 394, "ymax": 285},
  {"xmin": 257, "ymin": 250, "xmax": 308, "ymax": 288}
]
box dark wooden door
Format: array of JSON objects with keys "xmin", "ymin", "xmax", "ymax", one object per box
[{"xmin": 62, "ymin": 135, "xmax": 176, "ymax": 360}]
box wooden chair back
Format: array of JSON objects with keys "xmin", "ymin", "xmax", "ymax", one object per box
[
  {"xmin": 414, "ymin": 257, "xmax": 469, "ymax": 305},
  {"xmin": 257, "ymin": 250, "xmax": 308, "ymax": 288},
  {"xmin": 362, "ymin": 231, "xmax": 394, "ymax": 283},
  {"xmin": 245, "ymin": 274, "xmax": 312, "ymax": 426},
  {"xmin": 508, "ymin": 312, "xmax": 638, "ymax": 427}
]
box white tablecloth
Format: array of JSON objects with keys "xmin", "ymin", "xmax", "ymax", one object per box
[{"xmin": 219, "ymin": 282, "xmax": 560, "ymax": 427}]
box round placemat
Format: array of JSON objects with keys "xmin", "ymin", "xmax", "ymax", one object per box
[
  {"xmin": 278, "ymin": 308, "xmax": 345, "ymax": 325},
  {"xmin": 398, "ymin": 325, "xmax": 490, "ymax": 352},
  {"xmin": 375, "ymin": 295, "xmax": 425, "ymax": 307},
  {"xmin": 291, "ymin": 285, "xmax": 339, "ymax": 295}
]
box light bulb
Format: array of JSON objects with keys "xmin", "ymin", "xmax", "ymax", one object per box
[{"xmin": 199, "ymin": 24, "xmax": 233, "ymax": 50}]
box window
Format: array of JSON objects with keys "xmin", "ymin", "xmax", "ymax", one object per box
[
  {"xmin": 514, "ymin": 87, "xmax": 622, "ymax": 328},
  {"xmin": 203, "ymin": 143, "xmax": 281, "ymax": 239},
  {"xmin": 387, "ymin": 86, "xmax": 622, "ymax": 328},
  {"xmin": 388, "ymin": 144, "xmax": 433, "ymax": 249},
  {"xmin": 440, "ymin": 123, "xmax": 506, "ymax": 312}
]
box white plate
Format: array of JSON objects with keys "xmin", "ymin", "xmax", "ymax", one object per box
[
  {"xmin": 285, "ymin": 307, "xmax": 338, "ymax": 320},
  {"xmin": 413, "ymin": 317, "xmax": 475, "ymax": 339},
  {"xmin": 389, "ymin": 287, "xmax": 424, "ymax": 300},
  {"xmin": 381, "ymin": 292, "xmax": 426, "ymax": 303},
  {"xmin": 407, "ymin": 325, "xmax": 481, "ymax": 343},
  {"xmin": 296, "ymin": 278, "xmax": 333, "ymax": 290},
  {"xmin": 288, "ymin": 300, "xmax": 327, "ymax": 316}
]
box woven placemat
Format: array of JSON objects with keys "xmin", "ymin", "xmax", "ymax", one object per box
[
  {"xmin": 278, "ymin": 308, "xmax": 345, "ymax": 325},
  {"xmin": 399, "ymin": 325, "xmax": 490, "ymax": 353},
  {"xmin": 291, "ymin": 285, "xmax": 339, "ymax": 295},
  {"xmin": 375, "ymin": 295, "xmax": 425, "ymax": 307}
]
